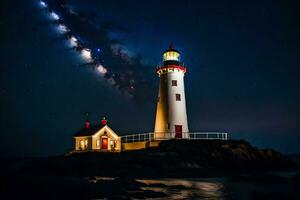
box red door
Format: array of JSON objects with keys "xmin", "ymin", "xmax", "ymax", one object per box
[
  {"xmin": 101, "ymin": 138, "xmax": 108, "ymax": 150},
  {"xmin": 175, "ymin": 125, "xmax": 182, "ymax": 138}
]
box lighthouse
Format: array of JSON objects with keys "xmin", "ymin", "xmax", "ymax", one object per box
[{"xmin": 154, "ymin": 44, "xmax": 189, "ymax": 139}]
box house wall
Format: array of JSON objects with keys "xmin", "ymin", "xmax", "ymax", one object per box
[
  {"xmin": 91, "ymin": 135, "xmax": 121, "ymax": 151},
  {"xmin": 116, "ymin": 137, "xmax": 121, "ymax": 151},
  {"xmin": 91, "ymin": 135, "xmax": 100, "ymax": 150},
  {"xmin": 74, "ymin": 136, "xmax": 92, "ymax": 150},
  {"xmin": 73, "ymin": 126, "xmax": 122, "ymax": 151}
]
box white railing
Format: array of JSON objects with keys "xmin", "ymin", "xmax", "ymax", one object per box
[
  {"xmin": 121, "ymin": 132, "xmax": 228, "ymax": 143},
  {"xmin": 121, "ymin": 132, "xmax": 154, "ymax": 143},
  {"xmin": 189, "ymin": 132, "xmax": 228, "ymax": 140}
]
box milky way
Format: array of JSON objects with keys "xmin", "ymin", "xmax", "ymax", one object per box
[{"xmin": 36, "ymin": 0, "xmax": 155, "ymax": 103}]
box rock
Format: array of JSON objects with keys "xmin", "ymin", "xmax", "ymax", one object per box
[{"xmin": 2, "ymin": 140, "xmax": 298, "ymax": 180}]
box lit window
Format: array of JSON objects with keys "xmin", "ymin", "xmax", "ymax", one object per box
[
  {"xmin": 85, "ymin": 139, "xmax": 88, "ymax": 146},
  {"xmin": 80, "ymin": 140, "xmax": 85, "ymax": 149},
  {"xmin": 163, "ymin": 51, "xmax": 180, "ymax": 61},
  {"xmin": 172, "ymin": 80, "xmax": 177, "ymax": 86},
  {"xmin": 176, "ymin": 94, "xmax": 181, "ymax": 101}
]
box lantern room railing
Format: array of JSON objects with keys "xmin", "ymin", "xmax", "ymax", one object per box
[
  {"xmin": 121, "ymin": 132, "xmax": 228, "ymax": 143},
  {"xmin": 157, "ymin": 62, "xmax": 186, "ymax": 68}
]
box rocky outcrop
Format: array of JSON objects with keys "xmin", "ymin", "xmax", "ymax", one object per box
[
  {"xmin": 27, "ymin": 139, "xmax": 297, "ymax": 178},
  {"xmin": 156, "ymin": 139, "xmax": 298, "ymax": 173},
  {"xmin": 2, "ymin": 140, "xmax": 297, "ymax": 179}
]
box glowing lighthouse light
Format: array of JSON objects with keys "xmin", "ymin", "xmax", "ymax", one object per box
[
  {"xmin": 81, "ymin": 48, "xmax": 92, "ymax": 61},
  {"xmin": 163, "ymin": 43, "xmax": 180, "ymax": 61},
  {"xmin": 50, "ymin": 12, "xmax": 60, "ymax": 20},
  {"xmin": 163, "ymin": 50, "xmax": 180, "ymax": 61}
]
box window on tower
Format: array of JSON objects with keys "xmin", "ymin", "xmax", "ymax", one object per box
[
  {"xmin": 172, "ymin": 80, "xmax": 177, "ymax": 86},
  {"xmin": 176, "ymin": 94, "xmax": 181, "ymax": 101}
]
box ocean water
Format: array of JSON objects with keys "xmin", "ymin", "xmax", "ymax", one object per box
[{"xmin": 136, "ymin": 174, "xmax": 299, "ymax": 200}]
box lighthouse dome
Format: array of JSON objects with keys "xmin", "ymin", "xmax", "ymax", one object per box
[{"xmin": 163, "ymin": 43, "xmax": 180, "ymax": 62}]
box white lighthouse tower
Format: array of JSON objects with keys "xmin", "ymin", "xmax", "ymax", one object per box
[{"xmin": 154, "ymin": 44, "xmax": 189, "ymax": 139}]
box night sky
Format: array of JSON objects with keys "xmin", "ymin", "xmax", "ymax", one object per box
[{"xmin": 0, "ymin": 0, "xmax": 299, "ymax": 156}]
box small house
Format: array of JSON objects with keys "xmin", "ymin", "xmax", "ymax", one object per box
[{"xmin": 73, "ymin": 118, "xmax": 121, "ymax": 151}]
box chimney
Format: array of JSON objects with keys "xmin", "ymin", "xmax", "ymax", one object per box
[
  {"xmin": 101, "ymin": 117, "xmax": 107, "ymax": 126},
  {"xmin": 84, "ymin": 121, "xmax": 90, "ymax": 129},
  {"xmin": 84, "ymin": 112, "xmax": 90, "ymax": 129}
]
